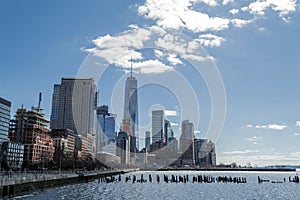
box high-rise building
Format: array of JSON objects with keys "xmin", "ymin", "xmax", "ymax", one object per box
[
  {"xmin": 96, "ymin": 105, "xmax": 116, "ymax": 152},
  {"xmin": 194, "ymin": 139, "xmax": 216, "ymax": 166},
  {"xmin": 50, "ymin": 78, "xmax": 97, "ymax": 138},
  {"xmin": 0, "ymin": 97, "xmax": 24, "ymax": 170},
  {"xmin": 145, "ymin": 131, "xmax": 151, "ymax": 152},
  {"xmin": 152, "ymin": 110, "xmax": 164, "ymax": 144},
  {"xmin": 0, "ymin": 97, "xmax": 11, "ymax": 145},
  {"xmin": 50, "ymin": 84, "xmax": 60, "ymax": 129},
  {"xmin": 180, "ymin": 120, "xmax": 195, "ymax": 165},
  {"xmin": 116, "ymin": 131, "xmax": 129, "ymax": 164},
  {"xmin": 9, "ymin": 107, "xmax": 54, "ymax": 169},
  {"xmin": 164, "ymin": 119, "xmax": 173, "ymax": 143},
  {"xmin": 123, "ymin": 68, "xmax": 138, "ymax": 152}
]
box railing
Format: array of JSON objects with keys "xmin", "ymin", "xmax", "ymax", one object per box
[
  {"xmin": 0, "ymin": 169, "xmax": 138, "ymax": 187},
  {"xmin": 0, "ymin": 171, "xmax": 80, "ymax": 187}
]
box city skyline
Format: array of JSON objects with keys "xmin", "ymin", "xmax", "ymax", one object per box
[{"xmin": 1, "ymin": 1, "xmax": 300, "ymax": 166}]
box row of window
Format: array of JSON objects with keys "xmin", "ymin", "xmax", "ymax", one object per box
[
  {"xmin": 0, "ymin": 116, "xmax": 10, "ymax": 124},
  {"xmin": 0, "ymin": 120, "xmax": 10, "ymax": 127},
  {"xmin": 0, "ymin": 104, "xmax": 10, "ymax": 112}
]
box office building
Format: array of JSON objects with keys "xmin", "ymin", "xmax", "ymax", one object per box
[
  {"xmin": 180, "ymin": 120, "xmax": 194, "ymax": 165},
  {"xmin": 152, "ymin": 110, "xmax": 164, "ymax": 144},
  {"xmin": 123, "ymin": 67, "xmax": 138, "ymax": 152},
  {"xmin": 50, "ymin": 129, "xmax": 77, "ymax": 167},
  {"xmin": 194, "ymin": 139, "xmax": 216, "ymax": 166},
  {"xmin": 0, "ymin": 97, "xmax": 11, "ymax": 144},
  {"xmin": 50, "ymin": 78, "xmax": 97, "ymax": 137},
  {"xmin": 145, "ymin": 131, "xmax": 151, "ymax": 152},
  {"xmin": 0, "ymin": 97, "xmax": 24, "ymax": 170},
  {"xmin": 116, "ymin": 131, "xmax": 129, "ymax": 164},
  {"xmin": 50, "ymin": 84, "xmax": 60, "ymax": 129},
  {"xmin": 96, "ymin": 105, "xmax": 116, "ymax": 152}
]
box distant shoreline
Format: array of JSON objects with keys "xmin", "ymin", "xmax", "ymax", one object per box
[{"xmin": 156, "ymin": 167, "xmax": 297, "ymax": 172}]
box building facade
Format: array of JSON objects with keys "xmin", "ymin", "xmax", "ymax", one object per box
[
  {"xmin": 123, "ymin": 74, "xmax": 138, "ymax": 152},
  {"xmin": 116, "ymin": 131, "xmax": 129, "ymax": 164},
  {"xmin": 145, "ymin": 131, "xmax": 151, "ymax": 152},
  {"xmin": 0, "ymin": 97, "xmax": 24, "ymax": 170},
  {"xmin": 51, "ymin": 78, "xmax": 97, "ymax": 138},
  {"xmin": 152, "ymin": 110, "xmax": 164, "ymax": 144},
  {"xmin": 180, "ymin": 120, "xmax": 195, "ymax": 165},
  {"xmin": 194, "ymin": 139, "xmax": 216, "ymax": 166},
  {"xmin": 0, "ymin": 97, "xmax": 11, "ymax": 145},
  {"xmin": 9, "ymin": 108, "xmax": 54, "ymax": 169},
  {"xmin": 96, "ymin": 105, "xmax": 116, "ymax": 152}
]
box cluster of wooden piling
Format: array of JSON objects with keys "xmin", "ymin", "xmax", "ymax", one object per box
[
  {"xmin": 99, "ymin": 174, "xmax": 247, "ymax": 184},
  {"xmin": 258, "ymin": 175, "xmax": 300, "ymax": 184}
]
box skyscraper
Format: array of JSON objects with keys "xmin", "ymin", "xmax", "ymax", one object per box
[
  {"xmin": 145, "ymin": 131, "xmax": 151, "ymax": 152},
  {"xmin": 123, "ymin": 67, "xmax": 138, "ymax": 152},
  {"xmin": 116, "ymin": 131, "xmax": 129, "ymax": 164},
  {"xmin": 180, "ymin": 120, "xmax": 195, "ymax": 165},
  {"xmin": 96, "ymin": 105, "xmax": 116, "ymax": 152},
  {"xmin": 50, "ymin": 84, "xmax": 60, "ymax": 129},
  {"xmin": 152, "ymin": 110, "xmax": 164, "ymax": 144},
  {"xmin": 50, "ymin": 78, "xmax": 97, "ymax": 138}
]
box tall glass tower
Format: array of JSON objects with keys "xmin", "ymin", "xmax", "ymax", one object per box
[
  {"xmin": 123, "ymin": 65, "xmax": 138, "ymax": 152},
  {"xmin": 50, "ymin": 78, "xmax": 97, "ymax": 138}
]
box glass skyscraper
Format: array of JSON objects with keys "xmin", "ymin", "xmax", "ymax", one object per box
[
  {"xmin": 96, "ymin": 105, "xmax": 116, "ymax": 152},
  {"xmin": 152, "ymin": 110, "xmax": 164, "ymax": 144},
  {"xmin": 123, "ymin": 74, "xmax": 138, "ymax": 152},
  {"xmin": 50, "ymin": 78, "xmax": 97, "ymax": 138}
]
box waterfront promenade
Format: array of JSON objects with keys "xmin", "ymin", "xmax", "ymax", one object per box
[
  {"xmin": 1, "ymin": 169, "xmax": 138, "ymax": 198},
  {"xmin": 0, "ymin": 169, "xmax": 136, "ymax": 187}
]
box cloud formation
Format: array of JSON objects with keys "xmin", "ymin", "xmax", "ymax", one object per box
[
  {"xmin": 198, "ymin": 34, "xmax": 226, "ymax": 47},
  {"xmin": 165, "ymin": 110, "xmax": 178, "ymax": 116},
  {"xmin": 138, "ymin": 0, "xmax": 298, "ymax": 34},
  {"xmin": 223, "ymin": 149, "xmax": 259, "ymax": 154},
  {"xmin": 84, "ymin": 0, "xmax": 299, "ymax": 74},
  {"xmin": 246, "ymin": 123, "xmax": 287, "ymax": 130},
  {"xmin": 245, "ymin": 136, "xmax": 262, "ymax": 145},
  {"xmin": 242, "ymin": 0, "xmax": 297, "ymax": 19}
]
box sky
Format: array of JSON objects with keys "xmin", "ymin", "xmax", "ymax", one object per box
[{"xmin": 1, "ymin": 0, "xmax": 300, "ymax": 166}]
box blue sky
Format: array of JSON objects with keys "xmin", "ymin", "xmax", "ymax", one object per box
[{"xmin": 1, "ymin": 0, "xmax": 300, "ymax": 166}]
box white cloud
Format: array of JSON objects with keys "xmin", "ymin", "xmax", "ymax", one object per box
[
  {"xmin": 231, "ymin": 18, "xmax": 253, "ymax": 28},
  {"xmin": 154, "ymin": 49, "xmax": 164, "ymax": 58},
  {"xmin": 133, "ymin": 59, "xmax": 173, "ymax": 74},
  {"xmin": 223, "ymin": 149, "xmax": 260, "ymax": 154},
  {"xmin": 296, "ymin": 121, "xmax": 300, "ymax": 127},
  {"xmin": 199, "ymin": 0, "xmax": 218, "ymax": 6},
  {"xmin": 165, "ymin": 110, "xmax": 178, "ymax": 116},
  {"xmin": 167, "ymin": 54, "xmax": 183, "ymax": 65},
  {"xmin": 294, "ymin": 133, "xmax": 299, "ymax": 136},
  {"xmin": 138, "ymin": 0, "xmax": 230, "ymax": 32},
  {"xmin": 198, "ymin": 34, "xmax": 226, "ymax": 47},
  {"xmin": 223, "ymin": 0, "xmax": 234, "ymax": 5},
  {"xmin": 245, "ymin": 136, "xmax": 262, "ymax": 145},
  {"xmin": 243, "ymin": 0, "xmax": 297, "ymax": 20},
  {"xmin": 229, "ymin": 8, "xmax": 239, "ymax": 15},
  {"xmin": 245, "ymin": 136, "xmax": 262, "ymax": 142},
  {"xmin": 246, "ymin": 123, "xmax": 287, "ymax": 130}
]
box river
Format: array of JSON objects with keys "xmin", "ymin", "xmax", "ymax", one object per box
[{"xmin": 17, "ymin": 171, "xmax": 300, "ymax": 199}]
